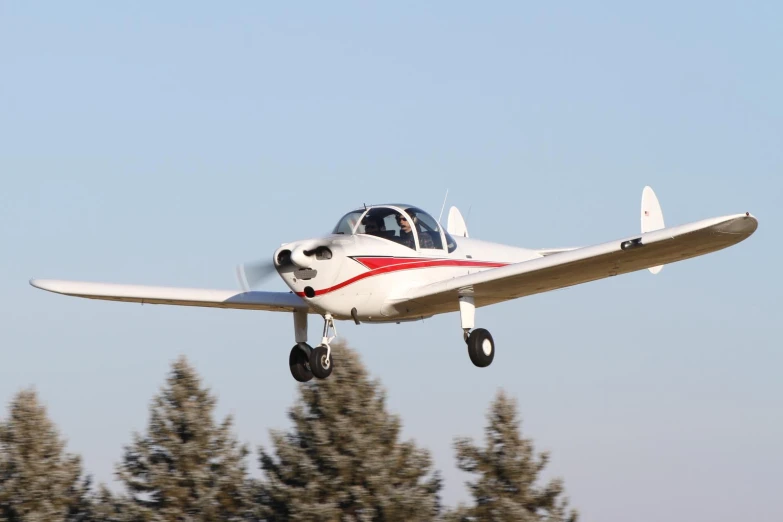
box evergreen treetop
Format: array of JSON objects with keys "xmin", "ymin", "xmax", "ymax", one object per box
[
  {"xmin": 0, "ymin": 388, "xmax": 91, "ymax": 522},
  {"xmin": 450, "ymin": 390, "xmax": 577, "ymax": 522},
  {"xmin": 258, "ymin": 342, "xmax": 442, "ymax": 522}
]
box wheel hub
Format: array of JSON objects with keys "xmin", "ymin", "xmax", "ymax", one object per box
[{"xmin": 482, "ymin": 338, "xmax": 493, "ymax": 356}]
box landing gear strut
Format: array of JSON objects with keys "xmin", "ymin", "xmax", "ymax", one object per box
[
  {"xmin": 309, "ymin": 313, "xmax": 336, "ymax": 379},
  {"xmin": 288, "ymin": 311, "xmax": 336, "ymax": 382}
]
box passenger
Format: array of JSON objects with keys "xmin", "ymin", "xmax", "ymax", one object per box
[{"xmin": 363, "ymin": 216, "xmax": 385, "ymax": 236}]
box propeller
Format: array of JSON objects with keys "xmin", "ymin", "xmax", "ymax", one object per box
[
  {"xmin": 235, "ymin": 258, "xmax": 277, "ymax": 292},
  {"xmin": 235, "ymin": 240, "xmax": 331, "ymax": 291}
]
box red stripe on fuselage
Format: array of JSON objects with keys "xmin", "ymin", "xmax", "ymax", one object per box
[
  {"xmin": 352, "ymin": 256, "xmax": 425, "ymax": 270},
  {"xmin": 295, "ymin": 257, "xmax": 508, "ymax": 297}
]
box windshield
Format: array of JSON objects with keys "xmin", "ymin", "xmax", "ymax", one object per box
[
  {"xmin": 332, "ymin": 210, "xmax": 365, "ymax": 235},
  {"xmin": 358, "ymin": 207, "xmax": 415, "ymax": 250},
  {"xmin": 403, "ymin": 207, "xmax": 444, "ymax": 250},
  {"xmin": 333, "ymin": 205, "xmax": 448, "ymax": 251}
]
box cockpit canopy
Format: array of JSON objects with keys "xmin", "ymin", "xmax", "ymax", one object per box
[{"xmin": 332, "ymin": 204, "xmax": 456, "ymax": 252}]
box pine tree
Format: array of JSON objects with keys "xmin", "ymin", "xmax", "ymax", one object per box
[
  {"xmin": 114, "ymin": 355, "xmax": 253, "ymax": 521},
  {"xmin": 0, "ymin": 388, "xmax": 92, "ymax": 522},
  {"xmin": 258, "ymin": 342, "xmax": 441, "ymax": 521},
  {"xmin": 84, "ymin": 485, "xmax": 131, "ymax": 522},
  {"xmin": 448, "ymin": 390, "xmax": 578, "ymax": 522}
]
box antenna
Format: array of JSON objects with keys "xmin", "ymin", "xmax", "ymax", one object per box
[{"xmin": 437, "ymin": 188, "xmax": 449, "ymax": 224}]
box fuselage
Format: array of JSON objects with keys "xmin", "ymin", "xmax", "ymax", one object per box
[{"xmin": 275, "ymin": 233, "xmax": 541, "ymax": 322}]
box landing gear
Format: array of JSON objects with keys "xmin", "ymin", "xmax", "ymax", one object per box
[
  {"xmin": 288, "ymin": 311, "xmax": 337, "ymax": 382},
  {"xmin": 310, "ymin": 313, "xmax": 336, "ymax": 379},
  {"xmin": 466, "ymin": 328, "xmax": 494, "ymax": 367},
  {"xmin": 309, "ymin": 345, "xmax": 333, "ymax": 379},
  {"xmin": 459, "ymin": 294, "xmax": 495, "ymax": 368},
  {"xmin": 289, "ymin": 343, "xmax": 313, "ymax": 382}
]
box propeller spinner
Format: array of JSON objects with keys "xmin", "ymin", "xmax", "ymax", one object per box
[{"xmin": 235, "ymin": 240, "xmax": 333, "ymax": 292}]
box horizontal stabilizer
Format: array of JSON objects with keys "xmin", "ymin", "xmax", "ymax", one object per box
[{"xmin": 536, "ymin": 247, "xmax": 580, "ymax": 257}]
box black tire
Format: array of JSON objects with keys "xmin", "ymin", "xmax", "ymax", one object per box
[
  {"xmin": 309, "ymin": 345, "xmax": 333, "ymax": 379},
  {"xmin": 289, "ymin": 343, "xmax": 313, "ymax": 382},
  {"xmin": 467, "ymin": 328, "xmax": 495, "ymax": 368}
]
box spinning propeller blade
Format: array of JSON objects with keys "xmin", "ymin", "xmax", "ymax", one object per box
[{"xmin": 235, "ymin": 258, "xmax": 277, "ymax": 291}]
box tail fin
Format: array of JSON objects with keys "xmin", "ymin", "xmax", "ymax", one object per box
[
  {"xmin": 446, "ymin": 206, "xmax": 469, "ymax": 237},
  {"xmin": 641, "ymin": 186, "xmax": 665, "ymax": 274}
]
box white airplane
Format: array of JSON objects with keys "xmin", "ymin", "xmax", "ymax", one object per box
[{"xmin": 30, "ymin": 187, "xmax": 757, "ymax": 382}]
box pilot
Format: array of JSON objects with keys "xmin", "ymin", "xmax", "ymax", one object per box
[
  {"xmin": 397, "ymin": 212, "xmax": 434, "ymax": 249},
  {"xmin": 397, "ymin": 214, "xmax": 414, "ymax": 247}
]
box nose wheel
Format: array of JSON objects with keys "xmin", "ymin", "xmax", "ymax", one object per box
[
  {"xmin": 288, "ymin": 313, "xmax": 337, "ymax": 382},
  {"xmin": 309, "ymin": 345, "xmax": 333, "ymax": 379},
  {"xmin": 465, "ymin": 328, "xmax": 495, "ymax": 368}
]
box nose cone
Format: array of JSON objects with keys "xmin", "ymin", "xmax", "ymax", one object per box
[
  {"xmin": 275, "ymin": 239, "xmax": 324, "ymax": 270},
  {"xmin": 275, "ymin": 237, "xmax": 345, "ymax": 300},
  {"xmin": 290, "ymin": 244, "xmax": 315, "ymax": 268}
]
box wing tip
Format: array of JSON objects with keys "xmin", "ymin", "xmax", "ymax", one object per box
[{"xmin": 29, "ymin": 278, "xmax": 61, "ymax": 293}]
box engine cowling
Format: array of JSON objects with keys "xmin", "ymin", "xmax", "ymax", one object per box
[
  {"xmin": 277, "ymin": 240, "xmax": 333, "ymax": 269},
  {"xmin": 290, "ymin": 244, "xmax": 313, "ymax": 268}
]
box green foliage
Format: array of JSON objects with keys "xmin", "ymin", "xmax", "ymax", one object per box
[
  {"xmin": 114, "ymin": 356, "xmax": 253, "ymax": 521},
  {"xmin": 0, "ymin": 388, "xmax": 91, "ymax": 522},
  {"xmin": 0, "ymin": 345, "xmax": 581, "ymax": 521},
  {"xmin": 448, "ymin": 390, "xmax": 577, "ymax": 522},
  {"xmin": 258, "ymin": 342, "xmax": 442, "ymax": 522},
  {"xmin": 83, "ymin": 485, "xmax": 127, "ymax": 522}
]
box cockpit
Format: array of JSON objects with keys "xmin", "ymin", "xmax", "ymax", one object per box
[{"xmin": 332, "ymin": 204, "xmax": 457, "ymax": 252}]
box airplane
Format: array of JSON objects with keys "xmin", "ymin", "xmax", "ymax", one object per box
[{"xmin": 30, "ymin": 187, "xmax": 757, "ymax": 382}]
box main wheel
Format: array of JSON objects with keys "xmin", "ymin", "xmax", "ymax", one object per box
[
  {"xmin": 309, "ymin": 345, "xmax": 333, "ymax": 379},
  {"xmin": 467, "ymin": 328, "xmax": 495, "ymax": 368},
  {"xmin": 289, "ymin": 343, "xmax": 313, "ymax": 382}
]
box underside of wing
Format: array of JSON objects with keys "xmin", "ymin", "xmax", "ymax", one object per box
[
  {"xmin": 391, "ymin": 213, "xmax": 757, "ymax": 316},
  {"xmin": 30, "ymin": 279, "xmax": 312, "ymax": 313}
]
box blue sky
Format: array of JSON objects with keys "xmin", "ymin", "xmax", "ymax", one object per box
[{"xmin": 1, "ymin": 2, "xmax": 780, "ymax": 520}]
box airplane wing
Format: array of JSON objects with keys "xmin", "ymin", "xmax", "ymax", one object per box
[
  {"xmin": 29, "ymin": 279, "xmax": 312, "ymax": 313},
  {"xmin": 391, "ymin": 212, "xmax": 758, "ymax": 315}
]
